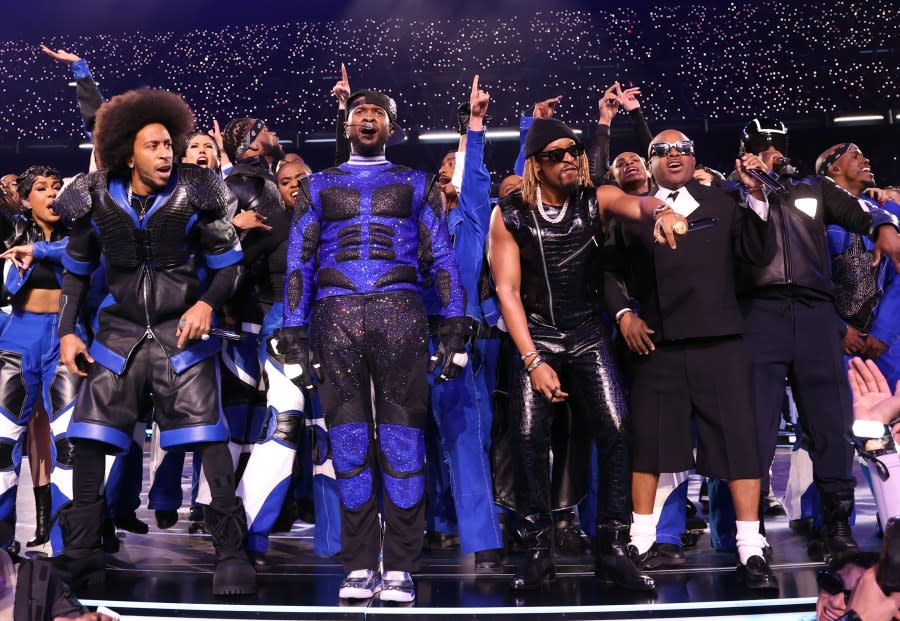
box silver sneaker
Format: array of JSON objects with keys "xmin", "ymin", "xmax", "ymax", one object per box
[
  {"xmin": 380, "ymin": 571, "xmax": 415, "ymax": 603},
  {"xmin": 338, "ymin": 569, "xmax": 382, "ymax": 600}
]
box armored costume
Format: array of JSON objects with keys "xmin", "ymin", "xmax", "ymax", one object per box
[
  {"xmin": 280, "ymin": 146, "xmax": 466, "ymax": 598},
  {"xmin": 235, "ymin": 186, "xmax": 341, "ymax": 559},
  {"xmin": 54, "ymin": 163, "xmax": 255, "ymax": 594}
]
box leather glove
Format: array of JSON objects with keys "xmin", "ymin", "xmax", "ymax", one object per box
[
  {"xmin": 428, "ymin": 316, "xmax": 473, "ymax": 383},
  {"xmin": 270, "ymin": 326, "xmax": 321, "ymax": 390},
  {"xmin": 456, "ymin": 102, "xmax": 471, "ymax": 135}
]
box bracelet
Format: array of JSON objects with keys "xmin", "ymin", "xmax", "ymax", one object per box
[
  {"xmin": 526, "ymin": 356, "xmax": 545, "ymax": 373},
  {"xmin": 653, "ymin": 204, "xmax": 672, "ymax": 219},
  {"xmin": 520, "ymin": 351, "xmax": 539, "ymax": 363}
]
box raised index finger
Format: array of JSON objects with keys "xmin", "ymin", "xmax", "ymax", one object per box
[
  {"xmin": 471, "ymin": 74, "xmax": 480, "ymax": 95},
  {"xmin": 341, "ymin": 63, "xmax": 348, "ymax": 84}
]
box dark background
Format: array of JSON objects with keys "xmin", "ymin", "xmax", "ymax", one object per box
[{"xmin": 1, "ymin": 0, "xmax": 898, "ymax": 184}]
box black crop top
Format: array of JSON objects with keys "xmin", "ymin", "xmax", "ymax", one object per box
[{"xmin": 25, "ymin": 261, "xmax": 60, "ymax": 290}]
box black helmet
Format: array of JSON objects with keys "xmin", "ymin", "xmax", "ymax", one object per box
[{"xmin": 741, "ymin": 118, "xmax": 788, "ymax": 155}]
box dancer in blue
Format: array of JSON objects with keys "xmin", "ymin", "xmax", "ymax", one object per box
[
  {"xmin": 425, "ymin": 77, "xmax": 503, "ymax": 571},
  {"xmin": 278, "ymin": 88, "xmax": 467, "ymax": 603},
  {"xmin": 0, "ymin": 166, "xmax": 81, "ymax": 547}
]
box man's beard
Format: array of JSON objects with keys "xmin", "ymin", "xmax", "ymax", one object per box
[{"xmin": 264, "ymin": 143, "xmax": 285, "ymax": 160}]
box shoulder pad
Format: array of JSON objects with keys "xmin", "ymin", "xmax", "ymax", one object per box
[
  {"xmin": 180, "ymin": 165, "xmax": 231, "ymax": 213},
  {"xmin": 54, "ymin": 170, "xmax": 108, "ymax": 220}
]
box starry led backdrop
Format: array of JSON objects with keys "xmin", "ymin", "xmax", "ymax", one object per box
[{"xmin": 0, "ymin": 1, "xmax": 897, "ymax": 180}]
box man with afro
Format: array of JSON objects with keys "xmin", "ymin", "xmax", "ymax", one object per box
[{"xmin": 52, "ymin": 87, "xmax": 255, "ymax": 595}]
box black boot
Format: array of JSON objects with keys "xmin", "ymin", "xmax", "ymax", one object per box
[
  {"xmin": 204, "ymin": 498, "xmax": 257, "ymax": 595},
  {"xmin": 26, "ymin": 484, "xmax": 51, "ymax": 547},
  {"xmin": 594, "ymin": 521, "xmax": 655, "ymax": 592},
  {"xmin": 52, "ymin": 499, "xmax": 106, "ymax": 590},
  {"xmin": 511, "ymin": 513, "xmax": 556, "ymax": 591},
  {"xmin": 822, "ymin": 490, "xmax": 861, "ymax": 561}
]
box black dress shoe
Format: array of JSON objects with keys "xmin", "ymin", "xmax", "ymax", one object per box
[
  {"xmin": 474, "ymin": 548, "xmax": 503, "ymax": 573},
  {"xmin": 114, "ymin": 511, "xmax": 149, "ymax": 534},
  {"xmin": 155, "ymin": 509, "xmax": 179, "ymax": 530},
  {"xmin": 511, "ymin": 554, "xmax": 556, "ymax": 591},
  {"xmin": 635, "ymin": 542, "xmax": 685, "ymax": 570},
  {"xmin": 736, "ymin": 555, "xmax": 779, "ymax": 591}
]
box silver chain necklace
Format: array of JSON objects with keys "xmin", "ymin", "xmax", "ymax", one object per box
[
  {"xmin": 535, "ymin": 184, "xmax": 569, "ymax": 224},
  {"xmin": 126, "ymin": 183, "xmax": 149, "ymax": 220}
]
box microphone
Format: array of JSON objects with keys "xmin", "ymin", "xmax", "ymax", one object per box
[
  {"xmin": 345, "ymin": 121, "xmax": 376, "ymax": 130},
  {"xmin": 746, "ymin": 167, "xmax": 789, "ymax": 194}
]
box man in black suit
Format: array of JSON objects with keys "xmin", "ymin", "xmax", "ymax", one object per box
[{"xmin": 608, "ymin": 129, "xmax": 778, "ymax": 590}]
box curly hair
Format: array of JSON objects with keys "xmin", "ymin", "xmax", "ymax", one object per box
[
  {"xmin": 222, "ymin": 117, "xmax": 255, "ymax": 163},
  {"xmin": 17, "ymin": 165, "xmax": 61, "ymax": 201},
  {"xmin": 93, "ymin": 88, "xmax": 194, "ymax": 177}
]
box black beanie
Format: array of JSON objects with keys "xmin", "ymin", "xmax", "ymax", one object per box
[{"xmin": 525, "ymin": 118, "xmax": 581, "ymax": 158}]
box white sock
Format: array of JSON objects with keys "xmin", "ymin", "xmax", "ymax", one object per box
[
  {"xmin": 735, "ymin": 520, "xmax": 765, "ymax": 565},
  {"xmin": 631, "ymin": 512, "xmax": 656, "ymax": 555},
  {"xmin": 383, "ymin": 571, "xmax": 409, "ymax": 581}
]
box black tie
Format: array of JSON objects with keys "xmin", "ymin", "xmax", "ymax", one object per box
[{"xmin": 668, "ymin": 191, "xmax": 679, "ymax": 204}]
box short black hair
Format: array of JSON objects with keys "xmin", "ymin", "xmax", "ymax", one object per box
[
  {"xmin": 17, "ymin": 165, "xmax": 61, "ymax": 200},
  {"xmin": 93, "ymin": 88, "xmax": 194, "ymax": 177}
]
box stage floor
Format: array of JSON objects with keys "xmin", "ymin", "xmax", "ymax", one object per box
[{"xmin": 12, "ymin": 446, "xmax": 868, "ymax": 620}]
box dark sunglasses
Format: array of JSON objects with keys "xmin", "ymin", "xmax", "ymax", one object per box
[
  {"xmin": 537, "ymin": 144, "xmax": 585, "ymax": 162},
  {"xmin": 648, "ymin": 140, "xmax": 695, "ymax": 158},
  {"xmin": 817, "ymin": 569, "xmax": 852, "ymax": 602}
]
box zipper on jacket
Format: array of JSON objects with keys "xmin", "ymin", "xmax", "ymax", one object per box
[
  {"xmin": 559, "ymin": 235, "xmax": 599, "ymax": 267},
  {"xmin": 779, "ymin": 203, "xmax": 792, "ymax": 284},
  {"xmin": 530, "ymin": 211, "xmax": 556, "ymax": 326}
]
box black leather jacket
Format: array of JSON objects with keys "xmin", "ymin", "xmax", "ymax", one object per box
[
  {"xmin": 499, "ymin": 188, "xmax": 604, "ymax": 331},
  {"xmin": 738, "ymin": 175, "xmax": 899, "ymax": 299},
  {"xmin": 55, "ymin": 165, "xmax": 243, "ymax": 374}
]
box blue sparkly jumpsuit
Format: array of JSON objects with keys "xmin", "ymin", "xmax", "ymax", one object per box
[{"xmin": 282, "ymin": 154, "xmax": 465, "ymax": 572}]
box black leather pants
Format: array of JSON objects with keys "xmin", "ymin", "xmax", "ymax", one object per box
[{"xmin": 507, "ymin": 319, "xmax": 630, "ymax": 528}]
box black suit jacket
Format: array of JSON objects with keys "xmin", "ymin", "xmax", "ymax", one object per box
[{"xmin": 605, "ymin": 180, "xmax": 775, "ymax": 342}]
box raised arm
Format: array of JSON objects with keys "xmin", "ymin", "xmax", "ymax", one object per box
[{"xmin": 333, "ymin": 63, "xmax": 351, "ymax": 165}]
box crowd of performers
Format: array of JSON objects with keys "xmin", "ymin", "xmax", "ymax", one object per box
[{"xmin": 0, "ymin": 45, "xmax": 899, "ymax": 610}]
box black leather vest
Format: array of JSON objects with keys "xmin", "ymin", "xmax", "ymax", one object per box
[{"xmin": 500, "ymin": 188, "xmax": 602, "ymax": 330}]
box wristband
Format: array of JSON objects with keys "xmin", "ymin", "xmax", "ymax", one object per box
[
  {"xmin": 526, "ymin": 356, "xmax": 545, "ymax": 373},
  {"xmin": 520, "ymin": 351, "xmax": 538, "ymax": 363}
]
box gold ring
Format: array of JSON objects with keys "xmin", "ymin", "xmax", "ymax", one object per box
[{"xmin": 673, "ymin": 221, "xmax": 687, "ymax": 235}]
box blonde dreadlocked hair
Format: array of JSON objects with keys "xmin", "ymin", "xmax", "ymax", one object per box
[{"xmin": 520, "ymin": 150, "xmax": 593, "ymax": 208}]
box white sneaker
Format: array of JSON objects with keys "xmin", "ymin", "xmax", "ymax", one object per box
[
  {"xmin": 338, "ymin": 569, "xmax": 381, "ymax": 600},
  {"xmin": 380, "ymin": 570, "xmax": 415, "ymax": 602}
]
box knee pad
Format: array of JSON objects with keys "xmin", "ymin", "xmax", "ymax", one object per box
[
  {"xmin": 258, "ymin": 408, "xmax": 303, "ymax": 448},
  {"xmin": 378, "ymin": 423, "xmax": 425, "ymax": 510},
  {"xmin": 330, "ymin": 422, "xmax": 372, "ymax": 509}
]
